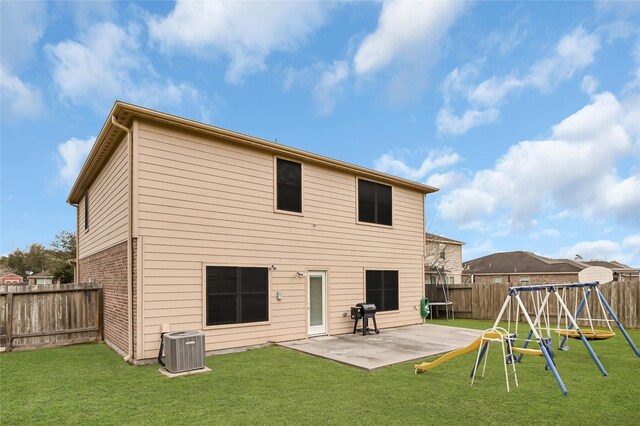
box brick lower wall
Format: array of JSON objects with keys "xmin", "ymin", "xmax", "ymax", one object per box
[
  {"xmin": 132, "ymin": 239, "xmax": 138, "ymax": 357},
  {"xmin": 79, "ymin": 241, "xmax": 130, "ymax": 356}
]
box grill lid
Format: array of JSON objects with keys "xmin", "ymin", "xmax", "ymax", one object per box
[{"xmin": 356, "ymin": 303, "xmax": 377, "ymax": 313}]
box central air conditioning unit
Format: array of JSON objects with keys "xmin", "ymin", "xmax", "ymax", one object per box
[{"xmin": 163, "ymin": 330, "xmax": 205, "ymax": 373}]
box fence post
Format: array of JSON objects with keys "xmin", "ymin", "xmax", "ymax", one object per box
[
  {"xmin": 6, "ymin": 293, "xmax": 13, "ymax": 352},
  {"xmin": 98, "ymin": 288, "xmax": 104, "ymax": 341}
]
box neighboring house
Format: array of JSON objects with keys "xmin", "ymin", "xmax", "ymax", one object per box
[
  {"xmin": 463, "ymin": 251, "xmax": 583, "ymax": 284},
  {"xmin": 463, "ymin": 251, "xmax": 638, "ymax": 284},
  {"xmin": 27, "ymin": 271, "xmax": 59, "ymax": 285},
  {"xmin": 0, "ymin": 273, "xmax": 24, "ymax": 284},
  {"xmin": 583, "ymin": 261, "xmax": 639, "ymax": 282},
  {"xmin": 425, "ymin": 233, "xmax": 464, "ymax": 284},
  {"xmin": 67, "ymin": 101, "xmax": 438, "ymax": 363}
]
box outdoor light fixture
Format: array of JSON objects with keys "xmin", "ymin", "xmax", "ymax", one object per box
[
  {"xmin": 268, "ymin": 265, "xmax": 277, "ymax": 271},
  {"xmin": 295, "ymin": 272, "xmax": 306, "ymax": 278}
]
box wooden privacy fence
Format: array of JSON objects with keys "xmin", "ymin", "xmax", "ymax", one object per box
[
  {"xmin": 426, "ymin": 280, "xmax": 640, "ymax": 328},
  {"xmin": 0, "ymin": 283, "xmax": 103, "ymax": 352}
]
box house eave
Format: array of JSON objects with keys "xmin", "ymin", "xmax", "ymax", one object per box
[{"xmin": 67, "ymin": 101, "xmax": 439, "ymax": 204}]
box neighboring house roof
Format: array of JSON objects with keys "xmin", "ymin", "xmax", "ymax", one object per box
[
  {"xmin": 584, "ymin": 261, "xmax": 639, "ymax": 274},
  {"xmin": 30, "ymin": 271, "xmax": 53, "ymax": 278},
  {"xmin": 463, "ymin": 251, "xmax": 584, "ymax": 275},
  {"xmin": 585, "ymin": 260, "xmax": 631, "ymax": 269},
  {"xmin": 425, "ymin": 232, "xmax": 464, "ymax": 245},
  {"xmin": 1, "ymin": 273, "xmax": 24, "ymax": 282},
  {"xmin": 67, "ymin": 101, "xmax": 438, "ymax": 204}
]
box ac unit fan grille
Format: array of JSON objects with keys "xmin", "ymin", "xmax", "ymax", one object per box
[{"xmin": 164, "ymin": 330, "xmax": 205, "ymax": 373}]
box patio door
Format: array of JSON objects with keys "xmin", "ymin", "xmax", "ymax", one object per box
[{"xmin": 308, "ymin": 271, "xmax": 327, "ymax": 336}]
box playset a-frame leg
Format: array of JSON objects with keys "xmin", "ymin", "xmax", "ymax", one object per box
[
  {"xmin": 596, "ymin": 288, "xmax": 640, "ymax": 358},
  {"xmin": 558, "ymin": 288, "xmax": 591, "ymax": 350},
  {"xmin": 553, "ymin": 289, "xmax": 608, "ymax": 377},
  {"xmin": 513, "ymin": 291, "xmax": 568, "ymax": 395}
]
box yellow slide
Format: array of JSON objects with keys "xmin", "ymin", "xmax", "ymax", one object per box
[
  {"xmin": 414, "ymin": 331, "xmax": 542, "ymax": 372},
  {"xmin": 414, "ymin": 337, "xmax": 483, "ymax": 372}
]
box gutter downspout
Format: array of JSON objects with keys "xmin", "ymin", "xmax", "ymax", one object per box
[
  {"xmin": 111, "ymin": 116, "xmax": 134, "ymax": 362},
  {"xmin": 68, "ymin": 203, "xmax": 79, "ymax": 283}
]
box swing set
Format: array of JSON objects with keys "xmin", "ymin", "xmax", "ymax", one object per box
[{"xmin": 472, "ymin": 281, "xmax": 640, "ymax": 395}]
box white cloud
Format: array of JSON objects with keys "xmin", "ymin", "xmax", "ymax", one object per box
[
  {"xmin": 57, "ymin": 137, "xmax": 95, "ymax": 185},
  {"xmin": 437, "ymin": 92, "xmax": 640, "ymax": 230},
  {"xmin": 374, "ymin": 150, "xmax": 461, "ymax": 181},
  {"xmin": 481, "ymin": 21, "xmax": 529, "ymax": 55},
  {"xmin": 463, "ymin": 239, "xmax": 496, "ymax": 261},
  {"xmin": 47, "ymin": 22, "xmax": 199, "ymax": 109},
  {"xmin": 543, "ymin": 228, "xmax": 561, "ymax": 238},
  {"xmin": 552, "ymin": 240, "xmax": 632, "ymax": 264},
  {"xmin": 0, "ymin": 68, "xmax": 43, "ymax": 119},
  {"xmin": 353, "ymin": 1, "xmax": 465, "ymax": 75},
  {"xmin": 623, "ymin": 234, "xmax": 640, "ymax": 262},
  {"xmin": 581, "ymin": 75, "xmax": 599, "ymax": 94},
  {"xmin": 147, "ymin": 1, "xmax": 331, "ymax": 84},
  {"xmin": 425, "ymin": 171, "xmax": 465, "ymax": 190},
  {"xmin": 526, "ymin": 27, "xmax": 600, "ymax": 92},
  {"xmin": 468, "ymin": 76, "xmax": 525, "ymax": 106},
  {"xmin": 313, "ymin": 61, "xmax": 349, "ymax": 115},
  {"xmin": 283, "ymin": 60, "xmax": 350, "ymax": 114},
  {"xmin": 440, "ymin": 61, "xmax": 481, "ymax": 104},
  {"xmin": 628, "ymin": 39, "xmax": 640, "ymax": 91},
  {"xmin": 0, "ymin": 1, "xmax": 46, "ymax": 120},
  {"xmin": 436, "ymin": 107, "xmax": 500, "ymax": 135},
  {"xmin": 440, "ymin": 27, "xmax": 602, "ymax": 135},
  {"xmin": 0, "ymin": 1, "xmax": 46, "ymax": 69}
]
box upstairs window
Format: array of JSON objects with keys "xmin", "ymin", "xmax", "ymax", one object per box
[
  {"xmin": 520, "ymin": 276, "xmax": 530, "ymax": 284},
  {"xmin": 206, "ymin": 266, "xmax": 269, "ymax": 326},
  {"xmin": 276, "ymin": 158, "xmax": 302, "ymax": 213},
  {"xmin": 358, "ymin": 179, "xmax": 392, "ymax": 225},
  {"xmin": 493, "ymin": 276, "xmax": 502, "ymax": 284},
  {"xmin": 366, "ymin": 270, "xmax": 399, "ymax": 312},
  {"xmin": 84, "ymin": 191, "xmax": 89, "ymax": 231}
]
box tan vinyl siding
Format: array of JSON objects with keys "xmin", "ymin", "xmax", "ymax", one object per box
[
  {"xmin": 137, "ymin": 120, "xmax": 426, "ymax": 359},
  {"xmin": 78, "ymin": 136, "xmax": 128, "ymax": 259}
]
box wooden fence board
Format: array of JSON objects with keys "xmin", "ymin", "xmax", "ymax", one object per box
[
  {"xmin": 426, "ymin": 280, "xmax": 639, "ymax": 328},
  {"xmin": 0, "ymin": 283, "xmax": 102, "ymax": 352}
]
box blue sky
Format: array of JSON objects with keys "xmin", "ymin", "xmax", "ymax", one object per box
[{"xmin": 1, "ymin": 1, "xmax": 639, "ymax": 266}]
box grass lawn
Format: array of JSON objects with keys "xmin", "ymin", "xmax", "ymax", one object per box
[{"xmin": 1, "ymin": 319, "xmax": 639, "ymax": 425}]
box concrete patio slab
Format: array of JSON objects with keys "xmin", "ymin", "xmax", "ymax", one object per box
[{"xmin": 278, "ymin": 323, "xmax": 483, "ymax": 370}]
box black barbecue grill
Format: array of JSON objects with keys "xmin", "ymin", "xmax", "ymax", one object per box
[{"xmin": 351, "ymin": 303, "xmax": 379, "ymax": 335}]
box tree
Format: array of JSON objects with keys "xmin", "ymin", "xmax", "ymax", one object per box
[
  {"xmin": 0, "ymin": 231, "xmax": 76, "ymax": 283},
  {"xmin": 50, "ymin": 231, "xmax": 76, "ymax": 283},
  {"xmin": 3, "ymin": 248, "xmax": 27, "ymax": 277},
  {"xmin": 25, "ymin": 243, "xmax": 49, "ymax": 275}
]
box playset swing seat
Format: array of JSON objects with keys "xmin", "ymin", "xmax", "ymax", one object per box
[
  {"xmin": 556, "ymin": 329, "xmax": 616, "ymax": 340},
  {"xmin": 511, "ymin": 347, "xmax": 543, "ymax": 356}
]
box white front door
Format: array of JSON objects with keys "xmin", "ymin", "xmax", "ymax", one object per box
[{"xmin": 308, "ymin": 271, "xmax": 327, "ymax": 336}]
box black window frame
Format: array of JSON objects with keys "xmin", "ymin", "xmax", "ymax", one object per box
[
  {"xmin": 276, "ymin": 158, "xmax": 302, "ymax": 213},
  {"xmin": 357, "ymin": 179, "xmax": 392, "ymax": 226},
  {"xmin": 206, "ymin": 266, "xmax": 269, "ymax": 326},
  {"xmin": 365, "ymin": 270, "xmax": 399, "ymax": 312},
  {"xmin": 84, "ymin": 191, "xmax": 89, "ymax": 231}
]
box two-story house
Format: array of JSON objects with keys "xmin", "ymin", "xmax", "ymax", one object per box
[
  {"xmin": 424, "ymin": 233, "xmax": 464, "ymax": 285},
  {"xmin": 67, "ymin": 101, "xmax": 438, "ymax": 363}
]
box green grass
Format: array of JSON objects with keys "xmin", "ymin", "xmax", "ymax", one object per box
[{"xmin": 1, "ymin": 319, "xmax": 639, "ymax": 425}]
